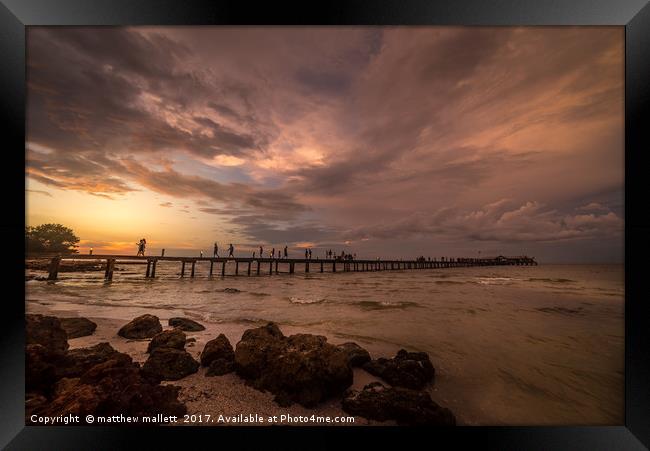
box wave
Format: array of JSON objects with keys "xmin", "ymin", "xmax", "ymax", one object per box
[
  {"xmin": 289, "ymin": 296, "xmax": 326, "ymax": 305},
  {"xmin": 528, "ymin": 278, "xmax": 576, "ymax": 283},
  {"xmin": 435, "ymin": 280, "xmax": 465, "ymax": 285},
  {"xmin": 355, "ymin": 300, "xmax": 420, "ymax": 310},
  {"xmin": 536, "ymin": 306, "xmax": 584, "ymax": 315}
]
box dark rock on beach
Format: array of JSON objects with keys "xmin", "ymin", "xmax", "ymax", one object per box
[
  {"xmin": 363, "ymin": 349, "xmax": 435, "ymax": 389},
  {"xmin": 26, "ymin": 336, "xmax": 186, "ymax": 422},
  {"xmin": 342, "ymin": 382, "xmax": 456, "ymax": 426},
  {"xmin": 34, "ymin": 355, "xmax": 186, "ymax": 421},
  {"xmin": 206, "ymin": 359, "xmax": 235, "ymax": 376},
  {"xmin": 168, "ymin": 317, "xmax": 206, "ymax": 332},
  {"xmin": 142, "ymin": 348, "xmax": 200, "ymax": 381},
  {"xmin": 59, "ymin": 317, "xmax": 97, "ymax": 339},
  {"xmin": 201, "ymin": 334, "xmax": 235, "ymax": 376},
  {"xmin": 200, "ymin": 334, "xmax": 234, "ymax": 366},
  {"xmin": 26, "ymin": 314, "xmax": 69, "ymax": 352},
  {"xmin": 147, "ymin": 329, "xmax": 187, "ymax": 353},
  {"xmin": 234, "ymin": 322, "xmax": 353, "ymax": 407},
  {"xmin": 118, "ymin": 314, "xmax": 162, "ymax": 339},
  {"xmin": 337, "ymin": 342, "xmax": 371, "ymax": 367}
]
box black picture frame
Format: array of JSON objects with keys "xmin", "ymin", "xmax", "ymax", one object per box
[{"xmin": 2, "ymin": 0, "xmax": 649, "ymax": 449}]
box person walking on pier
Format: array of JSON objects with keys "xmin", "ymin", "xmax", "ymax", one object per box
[
  {"xmin": 259, "ymin": 246, "xmax": 263, "ymax": 258},
  {"xmin": 271, "ymin": 248, "xmax": 275, "ymax": 259},
  {"xmin": 308, "ymin": 249, "xmax": 312, "ymax": 259},
  {"xmin": 284, "ymin": 245, "xmax": 288, "ymax": 259},
  {"xmin": 228, "ymin": 243, "xmax": 234, "ymax": 258},
  {"xmin": 305, "ymin": 249, "xmax": 309, "ymax": 259},
  {"xmin": 136, "ymin": 238, "xmax": 146, "ymax": 256},
  {"xmin": 213, "ymin": 242, "xmax": 219, "ymax": 257}
]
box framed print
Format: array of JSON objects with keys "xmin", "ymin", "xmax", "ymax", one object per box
[{"xmin": 2, "ymin": 0, "xmax": 649, "ymax": 449}]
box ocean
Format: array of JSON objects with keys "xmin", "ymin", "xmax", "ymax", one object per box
[{"xmin": 25, "ymin": 262, "xmax": 624, "ymax": 425}]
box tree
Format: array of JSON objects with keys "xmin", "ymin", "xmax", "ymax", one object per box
[{"xmin": 26, "ymin": 223, "xmax": 80, "ymax": 254}]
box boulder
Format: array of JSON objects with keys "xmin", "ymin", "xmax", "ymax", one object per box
[
  {"xmin": 168, "ymin": 317, "xmax": 206, "ymax": 331},
  {"xmin": 342, "ymin": 382, "xmax": 456, "ymax": 426},
  {"xmin": 29, "ymin": 354, "xmax": 186, "ymax": 421},
  {"xmin": 59, "ymin": 317, "xmax": 97, "ymax": 338},
  {"xmin": 26, "ymin": 344, "xmax": 67, "ymax": 396},
  {"xmin": 60, "ymin": 343, "xmax": 128, "ymax": 379},
  {"xmin": 337, "ymin": 342, "xmax": 371, "ymax": 367},
  {"xmin": 234, "ymin": 323, "xmax": 353, "ymax": 407},
  {"xmin": 200, "ymin": 334, "xmax": 234, "ymax": 367},
  {"xmin": 26, "ymin": 314, "xmax": 69, "ymax": 352},
  {"xmin": 147, "ymin": 329, "xmax": 186, "ymax": 353},
  {"xmin": 142, "ymin": 348, "xmax": 199, "ymax": 381},
  {"xmin": 118, "ymin": 314, "xmax": 162, "ymax": 339},
  {"xmin": 206, "ymin": 359, "xmax": 235, "ymax": 376},
  {"xmin": 362, "ymin": 349, "xmax": 435, "ymax": 389}
]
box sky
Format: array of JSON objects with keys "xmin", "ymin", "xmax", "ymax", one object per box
[{"xmin": 25, "ymin": 27, "xmax": 624, "ymax": 262}]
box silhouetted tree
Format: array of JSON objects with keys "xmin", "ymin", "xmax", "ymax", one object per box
[{"xmin": 26, "ymin": 223, "xmax": 79, "ymax": 254}]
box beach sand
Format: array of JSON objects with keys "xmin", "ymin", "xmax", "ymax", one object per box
[{"xmin": 27, "ymin": 304, "xmax": 395, "ymax": 426}]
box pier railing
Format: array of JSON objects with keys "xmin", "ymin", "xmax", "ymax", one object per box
[{"xmin": 31, "ymin": 254, "xmax": 538, "ymax": 281}]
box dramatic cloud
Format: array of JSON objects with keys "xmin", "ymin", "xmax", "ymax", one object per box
[{"xmin": 26, "ymin": 27, "xmax": 624, "ymax": 261}]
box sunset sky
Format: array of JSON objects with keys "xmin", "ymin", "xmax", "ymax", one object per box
[{"xmin": 26, "ymin": 27, "xmax": 624, "ymax": 262}]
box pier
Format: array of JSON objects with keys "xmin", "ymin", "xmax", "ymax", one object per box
[{"xmin": 40, "ymin": 254, "xmax": 537, "ymax": 281}]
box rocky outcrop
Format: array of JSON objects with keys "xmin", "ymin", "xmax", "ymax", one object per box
[
  {"xmin": 142, "ymin": 348, "xmax": 199, "ymax": 381},
  {"xmin": 206, "ymin": 359, "xmax": 235, "ymax": 376},
  {"xmin": 147, "ymin": 329, "xmax": 186, "ymax": 353},
  {"xmin": 201, "ymin": 334, "xmax": 235, "ymax": 376},
  {"xmin": 26, "ymin": 337, "xmax": 186, "ymax": 423},
  {"xmin": 26, "ymin": 314, "xmax": 69, "ymax": 352},
  {"xmin": 118, "ymin": 314, "xmax": 162, "ymax": 339},
  {"xmin": 337, "ymin": 342, "xmax": 371, "ymax": 367},
  {"xmin": 200, "ymin": 334, "xmax": 234, "ymax": 366},
  {"xmin": 59, "ymin": 317, "xmax": 97, "ymax": 338},
  {"xmin": 168, "ymin": 317, "xmax": 206, "ymax": 331},
  {"xmin": 32, "ymin": 355, "xmax": 186, "ymax": 421},
  {"xmin": 234, "ymin": 323, "xmax": 353, "ymax": 407},
  {"xmin": 342, "ymin": 382, "xmax": 456, "ymax": 426},
  {"xmin": 362, "ymin": 349, "xmax": 435, "ymax": 389}
]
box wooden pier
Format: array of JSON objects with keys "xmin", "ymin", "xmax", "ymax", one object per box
[{"xmin": 39, "ymin": 254, "xmax": 537, "ymax": 281}]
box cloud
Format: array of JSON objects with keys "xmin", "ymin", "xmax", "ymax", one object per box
[{"xmin": 344, "ymin": 200, "xmax": 623, "ymax": 244}]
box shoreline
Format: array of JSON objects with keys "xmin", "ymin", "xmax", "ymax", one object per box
[{"xmin": 26, "ymin": 304, "xmax": 410, "ymax": 426}]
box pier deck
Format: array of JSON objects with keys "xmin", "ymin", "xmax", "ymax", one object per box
[{"xmin": 36, "ymin": 254, "xmax": 537, "ymax": 281}]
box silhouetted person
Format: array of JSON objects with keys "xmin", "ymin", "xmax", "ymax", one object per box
[
  {"xmin": 284, "ymin": 245, "xmax": 288, "ymax": 259},
  {"xmin": 260, "ymin": 246, "xmax": 263, "ymax": 258},
  {"xmin": 89, "ymin": 248, "xmax": 93, "ymax": 255},
  {"xmin": 308, "ymin": 249, "xmax": 312, "ymax": 259},
  {"xmin": 253, "ymin": 251, "xmax": 256, "ymax": 258},
  {"xmin": 136, "ymin": 238, "xmax": 146, "ymax": 256},
  {"xmin": 305, "ymin": 249, "xmax": 309, "ymax": 259},
  {"xmin": 200, "ymin": 251, "xmax": 203, "ymax": 258},
  {"xmin": 228, "ymin": 243, "xmax": 234, "ymax": 258},
  {"xmin": 271, "ymin": 248, "xmax": 275, "ymax": 258},
  {"xmin": 213, "ymin": 242, "xmax": 219, "ymax": 257}
]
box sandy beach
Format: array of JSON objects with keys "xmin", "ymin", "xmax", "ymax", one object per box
[{"xmin": 26, "ymin": 303, "xmax": 407, "ymax": 426}]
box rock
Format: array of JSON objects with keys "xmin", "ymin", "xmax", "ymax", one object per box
[
  {"xmin": 147, "ymin": 329, "xmax": 186, "ymax": 353},
  {"xmin": 206, "ymin": 359, "xmax": 235, "ymax": 376},
  {"xmin": 362, "ymin": 349, "xmax": 435, "ymax": 389},
  {"xmin": 59, "ymin": 317, "xmax": 97, "ymax": 338},
  {"xmin": 26, "ymin": 314, "xmax": 69, "ymax": 352},
  {"xmin": 200, "ymin": 334, "xmax": 234, "ymax": 367},
  {"xmin": 168, "ymin": 317, "xmax": 206, "ymax": 332},
  {"xmin": 234, "ymin": 322, "xmax": 353, "ymax": 407},
  {"xmin": 60, "ymin": 343, "xmax": 128, "ymax": 379},
  {"xmin": 26, "ymin": 344, "xmax": 67, "ymax": 395},
  {"xmin": 29, "ymin": 354, "xmax": 186, "ymax": 421},
  {"xmin": 142, "ymin": 348, "xmax": 199, "ymax": 381},
  {"xmin": 337, "ymin": 342, "xmax": 371, "ymax": 367},
  {"xmin": 342, "ymin": 382, "xmax": 456, "ymax": 426},
  {"xmin": 118, "ymin": 314, "xmax": 162, "ymax": 339}
]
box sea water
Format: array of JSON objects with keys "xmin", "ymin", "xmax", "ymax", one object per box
[{"xmin": 26, "ymin": 263, "xmax": 624, "ymax": 425}]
